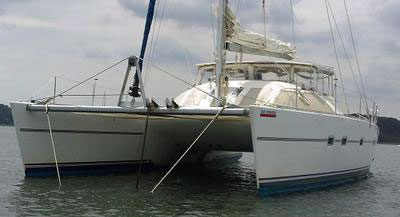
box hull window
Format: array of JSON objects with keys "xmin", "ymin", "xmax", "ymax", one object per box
[
  {"xmin": 239, "ymin": 88, "xmax": 263, "ymax": 106},
  {"xmin": 341, "ymin": 136, "xmax": 348, "ymax": 146},
  {"xmin": 273, "ymin": 90, "xmax": 334, "ymax": 114},
  {"xmin": 327, "ymin": 136, "xmax": 334, "ymax": 146}
]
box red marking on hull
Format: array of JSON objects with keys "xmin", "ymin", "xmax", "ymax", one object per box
[{"xmin": 260, "ymin": 114, "xmax": 276, "ymax": 118}]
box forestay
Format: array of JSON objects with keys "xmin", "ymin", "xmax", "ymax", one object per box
[{"xmin": 224, "ymin": 6, "xmax": 295, "ymax": 60}]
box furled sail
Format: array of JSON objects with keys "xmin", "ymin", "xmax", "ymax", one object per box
[{"xmin": 224, "ymin": 6, "xmax": 295, "ymax": 60}]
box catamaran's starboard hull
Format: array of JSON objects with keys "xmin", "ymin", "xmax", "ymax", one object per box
[
  {"xmin": 249, "ymin": 106, "xmax": 378, "ymax": 195},
  {"xmin": 10, "ymin": 102, "xmax": 250, "ymax": 176}
]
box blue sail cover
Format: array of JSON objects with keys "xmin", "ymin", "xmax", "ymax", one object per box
[{"xmin": 134, "ymin": 0, "xmax": 156, "ymax": 85}]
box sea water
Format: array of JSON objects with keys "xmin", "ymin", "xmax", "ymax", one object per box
[{"xmin": 0, "ymin": 126, "xmax": 399, "ymax": 217}]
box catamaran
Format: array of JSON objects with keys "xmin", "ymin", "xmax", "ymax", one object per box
[{"xmin": 10, "ymin": 0, "xmax": 379, "ymax": 195}]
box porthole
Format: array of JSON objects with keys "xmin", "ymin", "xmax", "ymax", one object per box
[
  {"xmin": 327, "ymin": 136, "xmax": 334, "ymax": 146},
  {"xmin": 341, "ymin": 136, "xmax": 347, "ymax": 146}
]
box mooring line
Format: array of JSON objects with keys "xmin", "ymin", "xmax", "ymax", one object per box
[
  {"xmin": 136, "ymin": 107, "xmax": 151, "ymax": 190},
  {"xmin": 45, "ymin": 104, "xmax": 62, "ymax": 187},
  {"xmin": 150, "ymin": 106, "xmax": 226, "ymax": 193}
]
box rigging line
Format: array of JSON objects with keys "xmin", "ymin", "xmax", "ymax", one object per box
[
  {"xmin": 326, "ymin": 0, "xmax": 362, "ymax": 102},
  {"xmin": 144, "ymin": 0, "xmax": 161, "ymax": 83},
  {"xmin": 263, "ymin": 54, "xmax": 292, "ymax": 81},
  {"xmin": 212, "ymin": 26, "xmax": 293, "ymax": 104},
  {"xmin": 209, "ymin": 0, "xmax": 216, "ymax": 52},
  {"xmin": 138, "ymin": 56, "xmax": 223, "ymax": 103},
  {"xmin": 235, "ymin": 0, "xmax": 242, "ymax": 16},
  {"xmin": 150, "ymin": 106, "xmax": 226, "ymax": 193},
  {"xmin": 343, "ymin": 0, "xmax": 369, "ymax": 114},
  {"xmin": 334, "ymin": 99, "xmax": 368, "ymax": 115},
  {"xmin": 170, "ymin": 0, "xmax": 195, "ymax": 84},
  {"xmin": 43, "ymin": 56, "xmax": 129, "ymax": 103},
  {"xmin": 45, "ymin": 94, "xmax": 123, "ymax": 97},
  {"xmin": 236, "ymin": 6, "xmax": 292, "ymax": 82},
  {"xmin": 31, "ymin": 67, "xmax": 123, "ymax": 102},
  {"xmin": 335, "ymin": 84, "xmax": 375, "ymax": 101},
  {"xmin": 136, "ymin": 107, "xmax": 150, "ymax": 191},
  {"xmin": 29, "ymin": 77, "xmax": 55, "ymax": 101},
  {"xmin": 183, "ymin": 47, "xmax": 196, "ymax": 85},
  {"xmin": 143, "ymin": 1, "xmax": 159, "ymax": 83},
  {"xmin": 33, "ymin": 94, "xmax": 130, "ymax": 102},
  {"xmin": 324, "ymin": 0, "xmax": 350, "ymax": 113},
  {"xmin": 289, "ymin": 0, "xmax": 296, "ymax": 50},
  {"xmin": 45, "ymin": 104, "xmax": 62, "ymax": 187},
  {"xmin": 238, "ymin": 91, "xmax": 337, "ymax": 115},
  {"xmin": 262, "ymin": 0, "xmax": 267, "ymax": 47},
  {"xmin": 55, "ymin": 76, "xmax": 121, "ymax": 92},
  {"xmin": 244, "ymin": 22, "xmax": 292, "ymax": 78},
  {"xmin": 144, "ymin": 0, "xmax": 168, "ymax": 86}
]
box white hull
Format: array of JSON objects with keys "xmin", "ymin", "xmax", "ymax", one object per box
[
  {"xmin": 11, "ymin": 102, "xmax": 249, "ymax": 176},
  {"xmin": 11, "ymin": 102, "xmax": 378, "ymax": 195},
  {"xmin": 249, "ymin": 106, "xmax": 378, "ymax": 195}
]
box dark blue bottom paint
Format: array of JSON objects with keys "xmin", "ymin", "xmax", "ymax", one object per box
[
  {"xmin": 258, "ymin": 169, "xmax": 370, "ymax": 196},
  {"xmin": 24, "ymin": 153, "xmax": 243, "ymax": 177},
  {"xmin": 25, "ymin": 162, "xmax": 154, "ymax": 177}
]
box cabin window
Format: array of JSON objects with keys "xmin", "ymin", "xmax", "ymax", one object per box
[
  {"xmin": 273, "ymin": 90, "xmax": 334, "ymax": 114},
  {"xmin": 360, "ymin": 137, "xmax": 364, "ymax": 146},
  {"xmin": 327, "ymin": 136, "xmax": 334, "ymax": 146},
  {"xmin": 341, "ymin": 136, "xmax": 347, "ymax": 146},
  {"xmin": 175, "ymin": 87, "xmax": 213, "ymax": 107},
  {"xmin": 239, "ymin": 88, "xmax": 263, "ymax": 106}
]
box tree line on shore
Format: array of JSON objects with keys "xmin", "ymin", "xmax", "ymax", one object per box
[{"xmin": 0, "ymin": 104, "xmax": 13, "ymax": 126}]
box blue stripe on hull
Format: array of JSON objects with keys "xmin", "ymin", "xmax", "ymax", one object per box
[
  {"xmin": 258, "ymin": 168, "xmax": 370, "ymax": 196},
  {"xmin": 25, "ymin": 162, "xmax": 154, "ymax": 177}
]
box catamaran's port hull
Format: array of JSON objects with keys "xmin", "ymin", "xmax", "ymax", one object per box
[
  {"xmin": 10, "ymin": 102, "xmax": 251, "ymax": 176},
  {"xmin": 11, "ymin": 102, "xmax": 378, "ymax": 195}
]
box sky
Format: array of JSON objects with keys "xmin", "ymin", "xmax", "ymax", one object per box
[{"xmin": 0, "ymin": 0, "xmax": 399, "ymax": 118}]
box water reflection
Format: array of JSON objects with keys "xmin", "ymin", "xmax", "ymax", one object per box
[
  {"xmin": 9, "ymin": 156, "xmax": 259, "ymax": 216},
  {"xmin": 3, "ymin": 129, "xmax": 400, "ymax": 217}
]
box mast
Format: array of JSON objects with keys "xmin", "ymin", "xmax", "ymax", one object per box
[
  {"xmin": 129, "ymin": 0, "xmax": 156, "ymax": 99},
  {"xmin": 215, "ymin": 0, "xmax": 227, "ymax": 106}
]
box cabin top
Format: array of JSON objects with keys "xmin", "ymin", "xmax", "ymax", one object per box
[{"xmin": 175, "ymin": 80, "xmax": 337, "ymax": 114}]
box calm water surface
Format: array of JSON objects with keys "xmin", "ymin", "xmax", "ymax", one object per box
[{"xmin": 0, "ymin": 126, "xmax": 399, "ymax": 216}]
